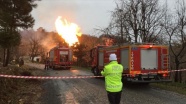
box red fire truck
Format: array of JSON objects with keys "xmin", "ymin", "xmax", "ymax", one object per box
[
  {"xmin": 90, "ymin": 43, "xmax": 171, "ymax": 83},
  {"xmin": 48, "ymin": 45, "xmax": 73, "ymax": 69}
]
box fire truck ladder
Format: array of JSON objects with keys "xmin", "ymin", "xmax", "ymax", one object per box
[{"xmin": 161, "ymin": 53, "xmax": 169, "ymax": 70}]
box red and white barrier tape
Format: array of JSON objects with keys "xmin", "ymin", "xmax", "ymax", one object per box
[
  {"xmin": 0, "ymin": 69, "xmax": 186, "ymax": 79},
  {"xmin": 0, "ymin": 74, "xmax": 103, "ymax": 79},
  {"xmin": 169, "ymin": 69, "xmax": 186, "ymax": 72}
]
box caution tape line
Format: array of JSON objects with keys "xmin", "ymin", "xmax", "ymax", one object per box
[
  {"xmin": 0, "ymin": 74, "xmax": 103, "ymax": 79},
  {"xmin": 0, "ymin": 69, "xmax": 186, "ymax": 79},
  {"xmin": 123, "ymin": 69, "xmax": 186, "ymax": 75},
  {"xmin": 169, "ymin": 69, "xmax": 186, "ymax": 72}
]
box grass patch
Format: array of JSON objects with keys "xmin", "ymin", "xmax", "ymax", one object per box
[{"xmin": 150, "ymin": 82, "xmax": 186, "ymax": 95}]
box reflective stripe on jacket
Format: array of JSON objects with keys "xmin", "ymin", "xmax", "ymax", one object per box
[{"xmin": 101, "ymin": 61, "xmax": 123, "ymax": 92}]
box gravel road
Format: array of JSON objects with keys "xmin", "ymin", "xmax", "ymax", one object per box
[{"xmin": 27, "ymin": 63, "xmax": 186, "ymax": 104}]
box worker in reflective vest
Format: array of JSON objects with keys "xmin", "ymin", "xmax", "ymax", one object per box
[{"xmin": 101, "ymin": 53, "xmax": 123, "ymax": 104}]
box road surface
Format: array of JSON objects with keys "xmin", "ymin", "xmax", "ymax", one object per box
[{"xmin": 27, "ymin": 63, "xmax": 186, "ymax": 104}]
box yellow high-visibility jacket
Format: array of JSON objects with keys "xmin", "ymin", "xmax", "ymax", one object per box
[{"xmin": 101, "ymin": 61, "xmax": 123, "ymax": 92}]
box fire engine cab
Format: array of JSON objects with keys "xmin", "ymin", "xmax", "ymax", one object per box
[{"xmin": 90, "ymin": 43, "xmax": 171, "ymax": 83}]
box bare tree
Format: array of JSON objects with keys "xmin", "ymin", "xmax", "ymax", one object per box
[
  {"xmin": 164, "ymin": 0, "xmax": 186, "ymax": 82},
  {"xmin": 109, "ymin": 1, "xmax": 133, "ymax": 44},
  {"xmin": 104, "ymin": 0, "xmax": 165, "ymax": 44},
  {"xmin": 29, "ymin": 35, "xmax": 41, "ymax": 62},
  {"xmin": 139, "ymin": 0, "xmax": 165, "ymax": 43}
]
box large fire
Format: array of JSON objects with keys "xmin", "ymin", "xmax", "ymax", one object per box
[{"xmin": 55, "ymin": 16, "xmax": 82, "ymax": 46}]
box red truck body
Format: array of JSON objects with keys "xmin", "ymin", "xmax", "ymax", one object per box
[
  {"xmin": 90, "ymin": 43, "xmax": 171, "ymax": 83},
  {"xmin": 48, "ymin": 46, "xmax": 73, "ymax": 69}
]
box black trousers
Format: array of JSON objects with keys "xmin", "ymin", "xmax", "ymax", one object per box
[
  {"xmin": 44, "ymin": 65, "xmax": 49, "ymax": 70},
  {"xmin": 107, "ymin": 91, "xmax": 122, "ymax": 104}
]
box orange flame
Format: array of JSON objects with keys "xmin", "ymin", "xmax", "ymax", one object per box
[{"xmin": 55, "ymin": 16, "xmax": 82, "ymax": 46}]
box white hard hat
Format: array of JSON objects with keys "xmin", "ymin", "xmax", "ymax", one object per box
[{"xmin": 109, "ymin": 53, "xmax": 117, "ymax": 61}]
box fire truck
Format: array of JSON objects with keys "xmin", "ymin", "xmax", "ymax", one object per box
[
  {"xmin": 48, "ymin": 45, "xmax": 73, "ymax": 69},
  {"xmin": 90, "ymin": 43, "xmax": 171, "ymax": 83}
]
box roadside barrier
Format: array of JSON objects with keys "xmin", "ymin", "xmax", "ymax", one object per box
[{"xmin": 0, "ymin": 69, "xmax": 186, "ymax": 79}]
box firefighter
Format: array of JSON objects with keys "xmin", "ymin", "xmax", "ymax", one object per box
[
  {"xmin": 44, "ymin": 58, "xmax": 49, "ymax": 70},
  {"xmin": 101, "ymin": 53, "xmax": 123, "ymax": 104},
  {"xmin": 19, "ymin": 58, "xmax": 24, "ymax": 67}
]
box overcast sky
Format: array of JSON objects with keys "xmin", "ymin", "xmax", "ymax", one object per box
[{"xmin": 31, "ymin": 0, "xmax": 176, "ymax": 35}]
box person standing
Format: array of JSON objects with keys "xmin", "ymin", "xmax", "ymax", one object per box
[
  {"xmin": 101, "ymin": 53, "xmax": 123, "ymax": 104},
  {"xmin": 44, "ymin": 58, "xmax": 49, "ymax": 70},
  {"xmin": 19, "ymin": 58, "xmax": 24, "ymax": 67}
]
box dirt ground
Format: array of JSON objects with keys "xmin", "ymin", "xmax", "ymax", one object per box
[{"xmin": 0, "ymin": 64, "xmax": 46, "ymax": 104}]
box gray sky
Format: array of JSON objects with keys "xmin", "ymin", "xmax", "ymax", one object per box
[
  {"xmin": 31, "ymin": 0, "xmax": 175, "ymax": 35},
  {"xmin": 31, "ymin": 0, "xmax": 116, "ymax": 34}
]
